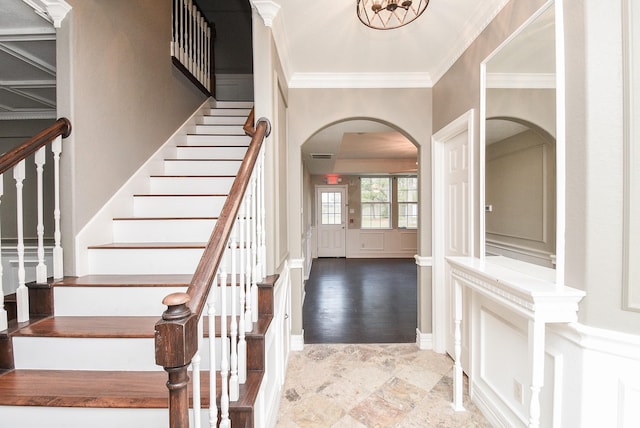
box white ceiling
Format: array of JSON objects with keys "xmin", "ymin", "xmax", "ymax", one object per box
[{"xmin": 0, "ymin": 0, "xmax": 56, "ymax": 120}]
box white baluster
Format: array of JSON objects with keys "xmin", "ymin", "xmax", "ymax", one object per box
[
  {"xmin": 229, "ymin": 227, "xmax": 239, "ymax": 401},
  {"xmin": 192, "ymin": 316, "xmax": 203, "ymax": 428},
  {"xmin": 218, "ymin": 253, "xmax": 230, "ymax": 428},
  {"xmin": 52, "ymin": 136, "xmax": 63, "ymax": 279},
  {"xmin": 35, "ymin": 147, "xmax": 47, "ymax": 283},
  {"xmin": 259, "ymin": 149, "xmax": 267, "ymax": 279},
  {"xmin": 250, "ymin": 173, "xmax": 259, "ymax": 323},
  {"xmin": 14, "ymin": 160, "xmax": 29, "ymax": 322},
  {"xmin": 208, "ymin": 274, "xmax": 218, "ymax": 428},
  {"xmin": 190, "ymin": 2, "xmax": 197, "ymax": 75},
  {"xmin": 238, "ymin": 201, "xmax": 247, "ymax": 383},
  {"xmin": 452, "ymin": 277, "xmax": 465, "ymax": 411},
  {"xmin": 180, "ymin": 0, "xmax": 186, "ymax": 64},
  {"xmin": 0, "ymin": 177, "xmax": 6, "ymax": 332},
  {"xmin": 244, "ymin": 186, "xmax": 254, "ymax": 332},
  {"xmin": 205, "ymin": 27, "xmax": 211, "ymax": 91}
]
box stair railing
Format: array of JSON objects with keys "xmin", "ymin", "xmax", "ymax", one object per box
[
  {"xmin": 156, "ymin": 111, "xmax": 271, "ymax": 428},
  {"xmin": 172, "ymin": 0, "xmax": 215, "ymax": 95},
  {"xmin": 0, "ymin": 118, "xmax": 72, "ymax": 331}
]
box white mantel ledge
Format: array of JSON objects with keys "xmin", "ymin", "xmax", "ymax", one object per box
[{"xmin": 447, "ymin": 256, "xmax": 585, "ymax": 322}]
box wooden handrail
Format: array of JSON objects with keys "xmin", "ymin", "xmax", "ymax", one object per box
[
  {"xmin": 0, "ymin": 118, "xmax": 72, "ymax": 175},
  {"xmin": 187, "ymin": 116, "xmax": 270, "ymax": 317},
  {"xmin": 155, "ymin": 114, "xmax": 271, "ymax": 428},
  {"xmin": 243, "ymin": 107, "xmax": 256, "ymax": 137}
]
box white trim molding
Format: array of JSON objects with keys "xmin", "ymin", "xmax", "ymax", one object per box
[
  {"xmin": 414, "ymin": 255, "xmax": 433, "ymax": 267},
  {"xmin": 290, "ymin": 333, "xmax": 304, "ymax": 351},
  {"xmin": 288, "ymin": 257, "xmax": 304, "ymax": 270},
  {"xmin": 250, "ymin": 0, "xmax": 281, "ymax": 27},
  {"xmin": 416, "ymin": 329, "xmax": 433, "ymax": 350},
  {"xmin": 23, "ymin": 0, "xmax": 72, "ymax": 28}
]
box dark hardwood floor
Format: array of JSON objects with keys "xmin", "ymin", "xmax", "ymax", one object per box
[{"xmin": 303, "ymin": 258, "xmax": 417, "ymax": 344}]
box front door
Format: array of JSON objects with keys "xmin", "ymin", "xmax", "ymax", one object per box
[{"xmin": 316, "ymin": 185, "xmax": 347, "ymax": 257}]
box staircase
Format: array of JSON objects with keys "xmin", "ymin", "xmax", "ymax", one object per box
[{"xmin": 0, "ymin": 101, "xmax": 273, "ymax": 428}]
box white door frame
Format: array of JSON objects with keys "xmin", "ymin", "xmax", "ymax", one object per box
[{"xmin": 431, "ymin": 109, "xmax": 475, "ymax": 354}]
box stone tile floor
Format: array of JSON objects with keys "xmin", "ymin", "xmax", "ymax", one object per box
[{"xmin": 276, "ymin": 343, "xmax": 491, "ymax": 427}]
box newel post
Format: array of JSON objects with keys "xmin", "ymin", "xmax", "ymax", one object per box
[{"xmin": 155, "ymin": 292, "xmax": 199, "ymax": 428}]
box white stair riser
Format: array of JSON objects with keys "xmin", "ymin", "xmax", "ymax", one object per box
[
  {"xmin": 207, "ymin": 108, "xmax": 251, "ymax": 116},
  {"xmin": 54, "ymin": 286, "xmax": 187, "ymax": 315},
  {"xmin": 214, "ymin": 101, "xmax": 253, "ymax": 109},
  {"xmin": 164, "ymin": 159, "xmax": 242, "ymax": 176},
  {"xmin": 193, "ymin": 124, "xmax": 245, "ymax": 135},
  {"xmin": 186, "ymin": 134, "xmax": 251, "ymax": 145},
  {"xmin": 12, "ymin": 336, "xmax": 226, "ymax": 371},
  {"xmin": 87, "ymin": 247, "xmax": 251, "ymax": 275},
  {"xmin": 133, "ymin": 195, "xmax": 226, "ymax": 217},
  {"xmin": 0, "ymin": 408, "xmax": 202, "ymax": 428},
  {"xmin": 54, "ymin": 285, "xmax": 247, "ymax": 316},
  {"xmin": 198, "ymin": 115, "xmax": 246, "ymax": 125},
  {"xmin": 149, "ymin": 176, "xmax": 235, "ymax": 194},
  {"xmin": 176, "ymin": 146, "xmax": 247, "ymax": 159},
  {"xmin": 112, "ymin": 219, "xmax": 217, "ymax": 243}
]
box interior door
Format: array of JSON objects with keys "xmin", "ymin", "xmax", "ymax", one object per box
[
  {"xmin": 444, "ymin": 131, "xmax": 471, "ymax": 370},
  {"xmin": 316, "ymin": 185, "xmax": 347, "ymax": 257}
]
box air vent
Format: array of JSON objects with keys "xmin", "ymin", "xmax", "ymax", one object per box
[{"xmin": 310, "ymin": 153, "xmax": 333, "ymax": 160}]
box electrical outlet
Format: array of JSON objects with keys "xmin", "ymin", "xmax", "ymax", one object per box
[{"xmin": 513, "ymin": 380, "xmax": 523, "ymax": 404}]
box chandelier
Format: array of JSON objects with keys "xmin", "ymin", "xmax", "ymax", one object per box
[{"xmin": 357, "ymin": 0, "xmax": 430, "ymax": 30}]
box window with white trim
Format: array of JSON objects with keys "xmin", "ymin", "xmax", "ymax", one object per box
[
  {"xmin": 397, "ymin": 176, "xmax": 418, "ymax": 229},
  {"xmin": 361, "ymin": 177, "xmax": 391, "ymax": 229}
]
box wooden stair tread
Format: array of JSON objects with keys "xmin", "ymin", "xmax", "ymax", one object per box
[
  {"xmin": 0, "ymin": 369, "xmax": 263, "ymax": 409},
  {"xmin": 12, "ymin": 316, "xmax": 157, "ymax": 338},
  {"xmin": 52, "ymin": 275, "xmax": 192, "ymax": 287},
  {"xmin": 11, "ymin": 315, "xmax": 271, "ymax": 339}
]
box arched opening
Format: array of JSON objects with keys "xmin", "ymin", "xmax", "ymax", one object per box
[{"xmin": 299, "ymin": 117, "xmax": 421, "ymax": 343}]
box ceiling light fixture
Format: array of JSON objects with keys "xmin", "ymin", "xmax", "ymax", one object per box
[{"xmin": 357, "ymin": 0, "xmax": 430, "ymax": 30}]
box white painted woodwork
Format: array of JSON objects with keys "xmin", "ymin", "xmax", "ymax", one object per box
[
  {"xmin": 198, "ymin": 115, "xmax": 246, "ymax": 125},
  {"xmin": 315, "ymin": 185, "xmax": 347, "ymax": 258},
  {"xmin": 206, "ymin": 108, "xmax": 252, "ymax": 116},
  {"xmin": 0, "ymin": 177, "xmax": 5, "ymax": 332},
  {"xmin": 175, "ymin": 146, "xmax": 248, "ymax": 159},
  {"xmin": 163, "ymin": 159, "xmax": 242, "ymax": 176},
  {"xmin": 112, "ymin": 218, "xmax": 217, "ymax": 243},
  {"xmin": 87, "ymin": 247, "xmax": 204, "ymax": 275},
  {"xmin": 148, "ymin": 176, "xmax": 235, "ymax": 195},
  {"xmin": 14, "ymin": 160, "xmax": 29, "ymax": 322},
  {"xmin": 51, "ymin": 135, "xmax": 63, "ymax": 279},
  {"xmin": 344, "ymin": 229, "xmax": 417, "ymax": 258},
  {"xmin": 193, "ymin": 125, "xmax": 245, "ymax": 135},
  {"xmin": 132, "ymin": 195, "xmax": 226, "ymax": 217},
  {"xmin": 186, "ymin": 134, "xmax": 251, "ymax": 146},
  {"xmin": 447, "ymin": 256, "xmax": 584, "ymax": 427},
  {"xmin": 35, "ymin": 147, "xmax": 47, "ymax": 283}
]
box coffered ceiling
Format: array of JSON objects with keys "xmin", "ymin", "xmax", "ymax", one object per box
[{"xmin": 0, "ymin": 0, "xmax": 56, "ymax": 120}]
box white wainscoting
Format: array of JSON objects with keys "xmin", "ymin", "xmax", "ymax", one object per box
[
  {"xmin": 345, "ymin": 229, "xmax": 417, "ymax": 258},
  {"xmin": 547, "ymin": 323, "xmax": 640, "ymax": 428}
]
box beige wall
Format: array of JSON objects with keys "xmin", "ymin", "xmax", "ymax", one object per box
[
  {"xmin": 57, "ymin": 0, "xmax": 207, "ymax": 274},
  {"xmin": 435, "ymin": 0, "xmax": 640, "ymax": 334}
]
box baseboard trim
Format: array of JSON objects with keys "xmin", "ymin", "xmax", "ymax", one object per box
[
  {"xmin": 291, "ymin": 333, "xmax": 304, "ymax": 351},
  {"xmin": 416, "ymin": 329, "xmax": 433, "ymax": 350}
]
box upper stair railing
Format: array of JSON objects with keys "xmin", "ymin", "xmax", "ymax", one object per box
[
  {"xmin": 155, "ymin": 109, "xmax": 271, "ymax": 428},
  {"xmin": 0, "ymin": 118, "xmax": 72, "ymax": 331},
  {"xmin": 172, "ymin": 0, "xmax": 215, "ymax": 95}
]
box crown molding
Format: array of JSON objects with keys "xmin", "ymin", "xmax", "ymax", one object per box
[
  {"xmin": 431, "ymin": 0, "xmax": 510, "ymax": 84},
  {"xmin": 288, "ymin": 72, "xmax": 432, "ymax": 89},
  {"xmin": 250, "ymin": 0, "xmax": 281, "ymax": 27},
  {"xmin": 486, "ymin": 72, "xmax": 556, "ymax": 89},
  {"xmin": 22, "ymin": 0, "xmax": 72, "ymax": 28}
]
